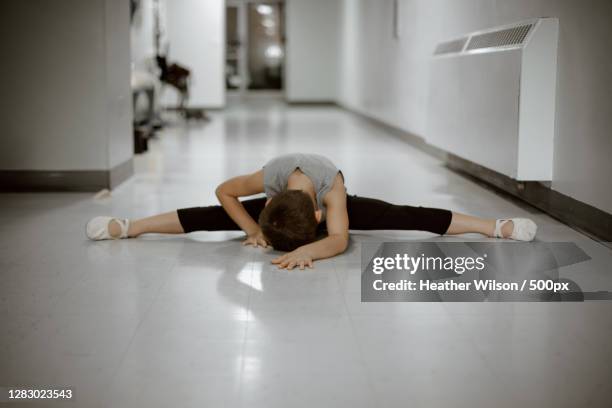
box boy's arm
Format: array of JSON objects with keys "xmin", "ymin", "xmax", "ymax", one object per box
[
  {"xmin": 215, "ymin": 170, "xmax": 267, "ymax": 246},
  {"xmin": 272, "ymin": 183, "xmax": 349, "ymax": 270}
]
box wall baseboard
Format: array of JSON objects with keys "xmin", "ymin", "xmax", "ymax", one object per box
[
  {"xmin": 0, "ymin": 157, "xmax": 134, "ymax": 192},
  {"xmin": 162, "ymin": 105, "xmax": 224, "ymax": 111},
  {"xmin": 340, "ymin": 104, "xmax": 612, "ymax": 243},
  {"xmin": 286, "ymin": 100, "xmax": 337, "ymax": 106}
]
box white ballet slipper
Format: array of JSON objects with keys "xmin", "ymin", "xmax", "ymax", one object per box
[
  {"xmin": 86, "ymin": 216, "xmax": 130, "ymax": 240},
  {"xmin": 494, "ymin": 218, "xmax": 537, "ymax": 241}
]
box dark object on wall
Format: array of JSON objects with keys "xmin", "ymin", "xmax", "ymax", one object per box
[
  {"xmin": 133, "ymin": 126, "xmax": 150, "ymax": 154},
  {"xmin": 155, "ymin": 56, "xmax": 190, "ymax": 115},
  {"xmin": 130, "ymin": 0, "xmax": 140, "ymax": 23},
  {"xmin": 132, "ymin": 85, "xmax": 155, "ymax": 154},
  {"xmin": 156, "ymin": 55, "xmax": 208, "ymax": 120},
  {"xmin": 157, "ymin": 55, "xmax": 190, "ymax": 95}
]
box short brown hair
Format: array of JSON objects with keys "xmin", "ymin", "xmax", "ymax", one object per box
[{"xmin": 258, "ymin": 190, "xmax": 318, "ymax": 251}]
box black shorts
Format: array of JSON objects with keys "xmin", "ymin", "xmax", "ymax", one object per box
[{"xmin": 177, "ymin": 195, "xmax": 452, "ymax": 235}]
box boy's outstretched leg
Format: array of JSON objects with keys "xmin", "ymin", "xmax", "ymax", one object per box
[
  {"xmin": 445, "ymin": 212, "xmax": 500, "ymax": 237},
  {"xmin": 124, "ymin": 211, "xmax": 184, "ymax": 237},
  {"xmin": 345, "ymin": 195, "xmax": 536, "ymax": 241},
  {"xmin": 86, "ymin": 197, "xmax": 267, "ymax": 241}
]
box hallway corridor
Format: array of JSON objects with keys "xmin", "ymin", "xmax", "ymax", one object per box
[{"xmin": 1, "ymin": 98, "xmax": 611, "ymax": 407}]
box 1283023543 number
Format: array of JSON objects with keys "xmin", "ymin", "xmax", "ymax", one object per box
[{"xmin": 7, "ymin": 388, "xmax": 72, "ymax": 400}]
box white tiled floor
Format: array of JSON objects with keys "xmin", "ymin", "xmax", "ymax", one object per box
[{"xmin": 1, "ymin": 96, "xmax": 612, "ymax": 407}]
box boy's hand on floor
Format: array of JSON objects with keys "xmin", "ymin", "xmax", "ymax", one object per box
[
  {"xmin": 243, "ymin": 230, "xmax": 268, "ymax": 248},
  {"xmin": 272, "ymin": 249, "xmax": 314, "ymax": 270}
]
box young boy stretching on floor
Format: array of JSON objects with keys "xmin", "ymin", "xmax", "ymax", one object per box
[{"xmin": 87, "ymin": 153, "xmax": 537, "ymax": 270}]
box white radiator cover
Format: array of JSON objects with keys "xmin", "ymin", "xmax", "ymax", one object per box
[{"xmin": 427, "ymin": 18, "xmax": 559, "ymax": 180}]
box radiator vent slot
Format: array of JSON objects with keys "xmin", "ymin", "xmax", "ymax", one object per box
[
  {"xmin": 434, "ymin": 37, "xmax": 467, "ymax": 55},
  {"xmin": 466, "ymin": 24, "xmax": 533, "ymax": 51}
]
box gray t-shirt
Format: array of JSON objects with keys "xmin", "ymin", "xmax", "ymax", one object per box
[{"xmin": 263, "ymin": 153, "xmax": 341, "ymax": 219}]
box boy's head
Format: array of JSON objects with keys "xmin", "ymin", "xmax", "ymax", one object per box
[{"xmin": 258, "ymin": 190, "xmax": 322, "ymax": 251}]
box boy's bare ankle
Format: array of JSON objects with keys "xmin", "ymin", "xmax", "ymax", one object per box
[
  {"xmin": 488, "ymin": 219, "xmax": 515, "ymax": 238},
  {"xmin": 126, "ymin": 220, "xmax": 140, "ymax": 238}
]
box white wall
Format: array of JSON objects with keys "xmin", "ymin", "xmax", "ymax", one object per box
[
  {"xmin": 286, "ymin": 0, "xmax": 340, "ymax": 102},
  {"xmin": 163, "ymin": 0, "xmax": 225, "ymax": 108},
  {"xmin": 336, "ymin": 0, "xmax": 612, "ymax": 215},
  {"xmin": 0, "ymin": 0, "xmax": 132, "ymax": 171}
]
